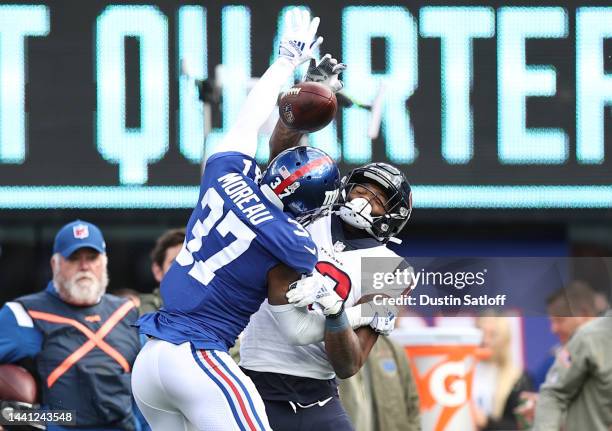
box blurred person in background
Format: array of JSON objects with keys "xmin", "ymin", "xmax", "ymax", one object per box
[
  {"xmin": 472, "ymin": 314, "xmax": 533, "ymax": 430},
  {"xmin": 338, "ymin": 336, "xmax": 421, "ymax": 431},
  {"xmin": 516, "ymin": 281, "xmax": 606, "ymax": 427},
  {"xmin": 547, "ymin": 281, "xmax": 603, "ymax": 347},
  {"xmin": 138, "ymin": 228, "xmax": 185, "ymax": 314},
  {"xmin": 0, "ymin": 220, "xmax": 141, "ymax": 431},
  {"xmin": 533, "ymin": 305, "xmax": 612, "ymax": 430},
  {"xmin": 533, "ymin": 282, "xmax": 602, "ymax": 387}
]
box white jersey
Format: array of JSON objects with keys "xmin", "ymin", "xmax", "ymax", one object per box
[{"xmin": 240, "ymin": 213, "xmax": 402, "ymax": 380}]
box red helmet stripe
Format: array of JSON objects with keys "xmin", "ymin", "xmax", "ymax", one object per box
[{"xmin": 272, "ymin": 156, "xmax": 332, "ymax": 195}]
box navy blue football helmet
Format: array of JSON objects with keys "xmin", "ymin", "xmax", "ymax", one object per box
[
  {"xmin": 336, "ymin": 162, "xmax": 412, "ymax": 242},
  {"xmin": 260, "ymin": 146, "xmax": 341, "ymax": 226}
]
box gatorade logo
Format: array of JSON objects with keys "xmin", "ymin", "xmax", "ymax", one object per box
[
  {"xmin": 406, "ymin": 345, "xmax": 479, "ymax": 431},
  {"xmin": 429, "ymin": 361, "xmax": 467, "ymax": 407}
]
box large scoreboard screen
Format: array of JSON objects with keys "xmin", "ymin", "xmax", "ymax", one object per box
[{"xmin": 0, "ymin": 0, "xmax": 610, "ymax": 210}]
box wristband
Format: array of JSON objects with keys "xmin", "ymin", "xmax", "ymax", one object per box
[{"xmin": 325, "ymin": 309, "xmax": 349, "ymax": 332}]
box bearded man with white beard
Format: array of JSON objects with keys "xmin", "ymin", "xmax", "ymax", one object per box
[{"xmin": 0, "ymin": 220, "xmax": 141, "ymax": 431}]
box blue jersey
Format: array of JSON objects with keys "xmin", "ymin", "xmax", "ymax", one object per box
[{"xmin": 137, "ymin": 151, "xmax": 318, "ymax": 351}]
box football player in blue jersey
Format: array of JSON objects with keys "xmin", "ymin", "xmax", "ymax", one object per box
[
  {"xmin": 131, "ymin": 9, "xmax": 341, "ymax": 431},
  {"xmin": 239, "ymin": 56, "xmax": 414, "ymax": 431}
]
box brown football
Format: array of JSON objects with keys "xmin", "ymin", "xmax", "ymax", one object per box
[
  {"xmin": 278, "ymin": 82, "xmax": 337, "ymax": 133},
  {"xmin": 0, "ymin": 364, "xmax": 37, "ymax": 404}
]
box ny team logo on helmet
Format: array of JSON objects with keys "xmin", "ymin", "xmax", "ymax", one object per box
[
  {"xmin": 337, "ymin": 162, "xmax": 412, "ymax": 242},
  {"xmin": 260, "ymin": 146, "xmax": 341, "ymax": 226}
]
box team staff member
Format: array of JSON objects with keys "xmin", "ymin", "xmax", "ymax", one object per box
[
  {"xmin": 0, "ymin": 220, "xmax": 141, "ymax": 431},
  {"xmin": 533, "ymin": 308, "xmax": 612, "ymax": 430},
  {"xmin": 338, "ymin": 336, "xmax": 421, "ymax": 431},
  {"xmin": 516, "ymin": 281, "xmax": 605, "ymax": 426},
  {"xmin": 531, "ymin": 282, "xmax": 602, "ymax": 388}
]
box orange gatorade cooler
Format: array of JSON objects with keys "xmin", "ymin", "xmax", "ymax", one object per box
[{"xmin": 391, "ymin": 327, "xmax": 483, "ymax": 431}]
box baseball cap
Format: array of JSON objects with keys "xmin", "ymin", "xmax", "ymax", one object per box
[{"xmin": 53, "ymin": 220, "xmax": 106, "ymax": 258}]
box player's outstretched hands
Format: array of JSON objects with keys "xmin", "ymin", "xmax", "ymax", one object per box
[
  {"xmin": 362, "ymin": 301, "xmax": 398, "ymax": 336},
  {"xmin": 305, "ymin": 54, "xmax": 346, "ymax": 93},
  {"xmin": 279, "ymin": 8, "xmax": 323, "ymax": 67},
  {"xmin": 286, "ymin": 272, "xmax": 344, "ymax": 316}
]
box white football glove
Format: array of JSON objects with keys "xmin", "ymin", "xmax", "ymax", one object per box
[
  {"xmin": 278, "ymin": 9, "xmax": 323, "ymax": 67},
  {"xmin": 361, "ymin": 301, "xmax": 398, "ymax": 336},
  {"xmin": 286, "ymin": 272, "xmax": 344, "ymax": 316},
  {"xmin": 305, "ymin": 54, "xmax": 346, "ymax": 93}
]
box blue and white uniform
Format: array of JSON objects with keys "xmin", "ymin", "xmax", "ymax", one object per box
[
  {"xmin": 138, "ymin": 151, "xmax": 316, "ymax": 352},
  {"xmin": 133, "ymin": 151, "xmax": 317, "ymax": 431},
  {"xmin": 131, "ymin": 55, "xmax": 321, "ymax": 431}
]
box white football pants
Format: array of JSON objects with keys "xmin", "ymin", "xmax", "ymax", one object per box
[{"xmin": 132, "ymin": 338, "xmax": 271, "ymax": 431}]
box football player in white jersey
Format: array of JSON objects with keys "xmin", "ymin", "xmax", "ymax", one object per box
[{"xmin": 239, "ymin": 56, "xmax": 413, "ymax": 430}]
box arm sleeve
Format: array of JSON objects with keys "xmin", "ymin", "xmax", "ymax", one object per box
[
  {"xmin": 211, "ymin": 58, "xmax": 295, "ymax": 159},
  {"xmin": 270, "ymin": 304, "xmax": 325, "ymax": 345},
  {"xmin": 533, "ymin": 336, "xmax": 590, "ymax": 430},
  {"xmin": 0, "ymin": 303, "xmax": 43, "ymax": 363}
]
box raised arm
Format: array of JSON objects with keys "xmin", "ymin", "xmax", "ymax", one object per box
[
  {"xmin": 213, "ymin": 8, "xmax": 322, "ymax": 159},
  {"xmin": 268, "ymin": 54, "xmax": 346, "ymax": 161},
  {"xmin": 268, "ymin": 120, "xmax": 304, "ymax": 161}
]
